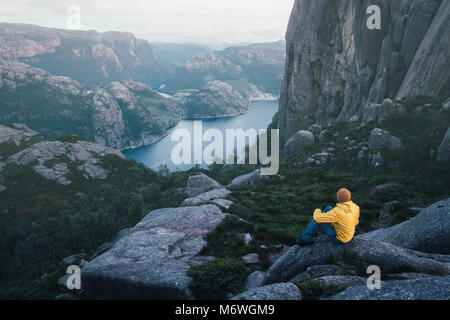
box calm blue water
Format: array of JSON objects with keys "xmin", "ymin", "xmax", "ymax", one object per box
[{"xmin": 123, "ymin": 100, "xmax": 279, "ymax": 171}]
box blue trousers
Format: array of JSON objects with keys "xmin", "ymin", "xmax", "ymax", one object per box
[{"xmin": 301, "ymin": 206, "xmax": 343, "ymax": 245}]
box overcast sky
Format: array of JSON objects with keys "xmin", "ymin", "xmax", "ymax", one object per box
[{"xmin": 0, "ymin": 0, "xmax": 295, "ymax": 45}]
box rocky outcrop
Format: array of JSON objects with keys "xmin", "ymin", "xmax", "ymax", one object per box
[
  {"xmin": 227, "ymin": 169, "xmax": 270, "ymax": 190},
  {"xmin": 106, "ymin": 80, "xmax": 182, "ymax": 149},
  {"xmin": 0, "ymin": 123, "xmax": 38, "ymax": 146},
  {"xmin": 82, "ymin": 205, "xmax": 227, "ymax": 299},
  {"xmin": 220, "ymin": 41, "xmax": 285, "ymax": 68},
  {"xmin": 61, "ymin": 253, "xmax": 88, "ymax": 266},
  {"xmin": 181, "ymin": 188, "xmax": 231, "ymax": 207},
  {"xmin": 264, "ymin": 237, "xmax": 449, "ymax": 285},
  {"xmin": 284, "ymin": 130, "xmax": 315, "ymax": 155},
  {"xmin": 171, "ymin": 41, "xmax": 285, "ymax": 95},
  {"xmin": 437, "ymin": 128, "xmax": 450, "ymax": 162},
  {"xmin": 359, "ymin": 199, "xmax": 450, "ymax": 254},
  {"xmin": 396, "ymin": 0, "xmax": 450, "ymax": 99},
  {"xmin": 211, "ymin": 199, "xmax": 234, "ymax": 210},
  {"xmin": 2, "ymin": 124, "xmax": 124, "ymax": 185},
  {"xmin": 278, "ymin": 0, "xmax": 449, "ymax": 145},
  {"xmin": 329, "ymin": 277, "xmax": 450, "ymax": 300},
  {"xmin": 242, "ymin": 253, "xmax": 259, "ymax": 265},
  {"xmin": 185, "ymin": 173, "xmax": 224, "ymax": 198},
  {"xmin": 33, "ymin": 163, "xmax": 71, "ymax": 185},
  {"xmin": 254, "ymin": 199, "xmax": 450, "ymax": 300},
  {"xmin": 185, "ymin": 53, "xmax": 242, "ymax": 79},
  {"xmin": 245, "ymin": 271, "xmax": 267, "ymax": 290},
  {"xmin": 181, "ymin": 173, "xmax": 233, "ymax": 208},
  {"xmin": 369, "ymin": 129, "xmax": 402, "ymax": 151},
  {"xmin": 218, "ymin": 41, "xmax": 286, "ymax": 94},
  {"xmin": 372, "ymin": 201, "xmax": 398, "ymax": 229},
  {"xmin": 231, "ymin": 283, "xmax": 302, "ymax": 301}
]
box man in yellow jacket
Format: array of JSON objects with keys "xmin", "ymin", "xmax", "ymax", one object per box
[{"xmin": 297, "ymin": 188, "xmax": 360, "ymax": 245}]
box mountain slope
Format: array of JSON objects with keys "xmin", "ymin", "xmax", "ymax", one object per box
[
  {"xmin": 278, "ymin": 0, "xmax": 449, "ymax": 145},
  {"xmin": 165, "ymin": 41, "xmax": 286, "ymax": 95},
  {"xmin": 0, "ymin": 23, "xmax": 173, "ymax": 87},
  {"xmin": 0, "ymin": 59, "xmax": 182, "ymax": 150},
  {"xmin": 153, "ymin": 43, "xmax": 208, "ymax": 67},
  {"xmin": 0, "ymin": 124, "xmax": 188, "ymax": 299}
]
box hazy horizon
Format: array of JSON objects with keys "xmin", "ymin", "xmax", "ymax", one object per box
[{"xmin": 0, "ymin": 0, "xmax": 295, "ymax": 46}]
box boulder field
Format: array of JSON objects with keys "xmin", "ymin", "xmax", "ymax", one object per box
[{"xmin": 77, "ymin": 172, "xmax": 449, "ymax": 300}]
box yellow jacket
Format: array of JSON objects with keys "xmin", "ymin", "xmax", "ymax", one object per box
[{"xmin": 313, "ymin": 201, "xmax": 360, "ymax": 243}]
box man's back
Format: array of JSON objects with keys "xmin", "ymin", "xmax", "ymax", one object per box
[{"xmin": 313, "ymin": 201, "xmax": 360, "ymax": 243}]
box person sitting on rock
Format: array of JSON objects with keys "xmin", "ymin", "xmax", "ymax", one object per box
[{"xmin": 296, "ymin": 188, "xmax": 360, "ymax": 246}]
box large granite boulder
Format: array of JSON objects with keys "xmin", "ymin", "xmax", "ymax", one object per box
[
  {"xmin": 284, "ymin": 130, "xmax": 315, "ymax": 155},
  {"xmin": 227, "ymin": 169, "xmax": 269, "ymax": 190},
  {"xmin": 181, "ymin": 188, "xmax": 231, "ymax": 207},
  {"xmin": 231, "ymin": 283, "xmax": 302, "ymax": 301},
  {"xmin": 245, "ymin": 271, "xmax": 267, "ymax": 291},
  {"xmin": 264, "ymin": 237, "xmax": 449, "ymax": 285},
  {"xmin": 82, "ymin": 204, "xmax": 227, "ymax": 299},
  {"xmin": 7, "ymin": 137, "xmax": 124, "ymax": 185},
  {"xmin": 368, "ymin": 128, "xmax": 402, "ymax": 151},
  {"xmin": 185, "ymin": 173, "xmax": 224, "ymax": 198},
  {"xmin": 437, "ymin": 128, "xmax": 450, "ymax": 162},
  {"xmin": 359, "ymin": 199, "xmax": 450, "ymax": 254},
  {"xmin": 328, "ymin": 277, "xmax": 450, "ymax": 300}
]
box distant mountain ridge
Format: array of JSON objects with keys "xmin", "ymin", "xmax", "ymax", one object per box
[
  {"xmin": 0, "ymin": 22, "xmax": 174, "ymax": 88},
  {"xmin": 167, "ymin": 41, "xmax": 286, "ymax": 94},
  {"xmin": 0, "ymin": 23, "xmax": 285, "ymax": 95},
  {"xmin": 0, "ymin": 23, "xmax": 285, "ymax": 150}
]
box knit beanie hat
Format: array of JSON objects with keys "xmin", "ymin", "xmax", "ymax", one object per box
[{"xmin": 337, "ymin": 188, "xmax": 351, "ymax": 203}]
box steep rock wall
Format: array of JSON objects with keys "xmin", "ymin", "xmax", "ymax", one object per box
[{"xmin": 278, "ymin": 0, "xmax": 448, "ymax": 145}]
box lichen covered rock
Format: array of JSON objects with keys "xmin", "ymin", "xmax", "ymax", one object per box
[{"xmin": 82, "ymin": 205, "xmax": 227, "ymax": 299}]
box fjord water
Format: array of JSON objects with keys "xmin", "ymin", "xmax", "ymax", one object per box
[{"xmin": 123, "ymin": 100, "xmax": 278, "ymax": 171}]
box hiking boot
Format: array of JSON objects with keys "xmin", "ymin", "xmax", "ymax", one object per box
[{"xmin": 296, "ymin": 238, "xmax": 313, "ymax": 246}]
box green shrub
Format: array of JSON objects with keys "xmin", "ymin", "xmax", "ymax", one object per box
[{"xmin": 187, "ymin": 258, "xmax": 248, "ymax": 300}]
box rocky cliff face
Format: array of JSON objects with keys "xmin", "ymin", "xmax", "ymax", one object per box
[
  {"xmin": 278, "ymin": 0, "xmax": 449, "ymax": 145},
  {"xmin": 0, "ymin": 23, "xmax": 173, "ymax": 87},
  {"xmin": 0, "ymin": 59, "xmax": 181, "ymax": 150}
]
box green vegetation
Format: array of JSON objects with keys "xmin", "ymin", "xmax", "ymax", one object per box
[
  {"xmin": 186, "ymin": 96, "xmax": 450, "ymax": 296},
  {"xmin": 0, "ymin": 140, "xmax": 194, "ymax": 299},
  {"xmin": 187, "ymin": 258, "xmax": 247, "ymax": 300}
]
